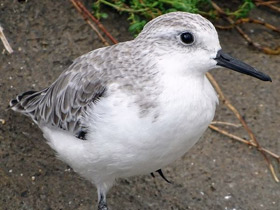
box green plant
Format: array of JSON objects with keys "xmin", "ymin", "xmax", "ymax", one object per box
[
  {"xmin": 226, "ymin": 0, "xmax": 255, "ymax": 18},
  {"xmin": 92, "ymin": 0, "xmax": 255, "ymax": 35}
]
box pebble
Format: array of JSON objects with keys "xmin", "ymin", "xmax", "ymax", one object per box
[{"xmin": 224, "ymin": 195, "xmax": 231, "ymax": 200}]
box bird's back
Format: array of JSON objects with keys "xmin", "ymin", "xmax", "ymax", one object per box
[{"xmin": 9, "ymin": 40, "xmax": 160, "ymax": 138}]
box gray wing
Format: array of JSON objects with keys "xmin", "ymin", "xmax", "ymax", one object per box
[{"xmin": 10, "ymin": 52, "xmax": 107, "ymax": 136}]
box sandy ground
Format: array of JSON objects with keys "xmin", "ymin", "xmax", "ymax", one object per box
[{"xmin": 1, "ymin": 1, "xmax": 280, "ymax": 210}]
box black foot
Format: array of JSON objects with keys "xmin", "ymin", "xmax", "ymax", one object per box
[
  {"xmin": 150, "ymin": 169, "xmax": 172, "ymax": 183},
  {"xmin": 98, "ymin": 194, "xmax": 108, "ymax": 210}
]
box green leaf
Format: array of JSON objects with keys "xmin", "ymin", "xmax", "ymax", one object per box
[
  {"xmin": 100, "ymin": 12, "xmax": 108, "ymax": 19},
  {"xmin": 129, "ymin": 20, "xmax": 147, "ymax": 34}
]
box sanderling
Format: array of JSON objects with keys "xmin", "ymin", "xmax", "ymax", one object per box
[{"xmin": 10, "ymin": 12, "xmax": 271, "ymax": 209}]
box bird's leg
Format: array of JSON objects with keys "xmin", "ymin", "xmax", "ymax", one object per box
[
  {"xmin": 156, "ymin": 169, "xmax": 172, "ymax": 183},
  {"xmin": 150, "ymin": 169, "xmax": 172, "ymax": 183},
  {"xmin": 98, "ymin": 193, "xmax": 108, "ymax": 210}
]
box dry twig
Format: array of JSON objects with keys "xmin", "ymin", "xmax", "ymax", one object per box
[
  {"xmin": 209, "ymin": 125, "xmax": 280, "ymax": 160},
  {"xmin": 209, "ymin": 124, "xmax": 280, "ymax": 182},
  {"xmin": 211, "ymin": 121, "xmax": 242, "ymax": 128},
  {"xmin": 255, "ymin": 0, "xmax": 280, "ymax": 13},
  {"xmin": 71, "ymin": 0, "xmax": 118, "ymax": 45},
  {"xmin": 215, "ymin": 17, "xmax": 280, "ymax": 33},
  {"xmin": 206, "ymin": 71, "xmax": 279, "ymax": 182},
  {"xmin": 236, "ymin": 18, "xmax": 280, "ymax": 33},
  {"xmin": 0, "ymin": 25, "xmax": 13, "ymax": 54},
  {"xmin": 211, "ymin": 1, "xmax": 280, "ymax": 55},
  {"xmin": 70, "ymin": 0, "xmax": 110, "ymax": 46}
]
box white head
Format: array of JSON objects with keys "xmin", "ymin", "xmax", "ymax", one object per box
[
  {"xmin": 135, "ymin": 12, "xmax": 221, "ymax": 76},
  {"xmin": 135, "ymin": 12, "xmax": 271, "ymax": 81}
]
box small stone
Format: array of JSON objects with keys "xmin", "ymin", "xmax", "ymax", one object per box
[{"xmin": 21, "ymin": 190, "xmax": 28, "ymax": 197}]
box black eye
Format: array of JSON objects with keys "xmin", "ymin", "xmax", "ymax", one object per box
[{"xmin": 180, "ymin": 32, "xmax": 194, "ymax": 44}]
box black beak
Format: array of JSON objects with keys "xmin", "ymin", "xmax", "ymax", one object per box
[{"xmin": 214, "ymin": 50, "xmax": 272, "ymax": 82}]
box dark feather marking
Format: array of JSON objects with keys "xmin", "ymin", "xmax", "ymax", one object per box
[
  {"xmin": 10, "ymin": 99, "xmax": 18, "ymax": 107},
  {"xmin": 92, "ymin": 87, "xmax": 106, "ymax": 103},
  {"xmin": 17, "ymin": 90, "xmax": 37, "ymax": 101},
  {"xmin": 76, "ymin": 130, "xmax": 87, "ymax": 140}
]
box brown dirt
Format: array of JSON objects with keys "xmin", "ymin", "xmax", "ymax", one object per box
[{"xmin": 1, "ymin": 1, "xmax": 279, "ymax": 210}]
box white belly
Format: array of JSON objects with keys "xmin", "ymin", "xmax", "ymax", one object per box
[{"xmin": 43, "ymin": 75, "xmax": 218, "ymax": 185}]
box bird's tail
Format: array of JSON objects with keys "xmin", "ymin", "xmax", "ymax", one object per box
[{"xmin": 9, "ymin": 89, "xmax": 47, "ymax": 121}]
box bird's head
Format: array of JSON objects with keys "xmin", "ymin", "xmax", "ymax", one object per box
[{"xmin": 136, "ymin": 12, "xmax": 271, "ymax": 81}]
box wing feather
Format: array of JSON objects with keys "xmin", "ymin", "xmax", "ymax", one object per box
[{"xmin": 10, "ymin": 53, "xmax": 107, "ymax": 135}]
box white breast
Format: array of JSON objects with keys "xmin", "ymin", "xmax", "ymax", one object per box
[
  {"xmin": 151, "ymin": 73, "xmax": 218, "ymax": 167},
  {"xmin": 83, "ymin": 74, "xmax": 217, "ymax": 176},
  {"xmin": 43, "ymin": 73, "xmax": 218, "ymax": 185}
]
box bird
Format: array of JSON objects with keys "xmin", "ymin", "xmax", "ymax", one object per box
[{"xmin": 9, "ymin": 12, "xmax": 271, "ymax": 209}]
